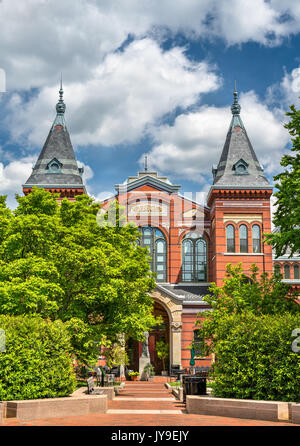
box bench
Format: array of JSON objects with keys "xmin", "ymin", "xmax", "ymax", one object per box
[{"xmin": 86, "ymin": 377, "xmax": 104, "ymax": 395}]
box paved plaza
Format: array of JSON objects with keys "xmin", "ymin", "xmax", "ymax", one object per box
[{"xmin": 0, "ymin": 382, "xmax": 297, "ymax": 426}]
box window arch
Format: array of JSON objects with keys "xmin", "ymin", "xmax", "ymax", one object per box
[
  {"xmin": 182, "ymin": 232, "xmax": 207, "ymax": 282},
  {"xmin": 294, "ymin": 264, "xmax": 299, "ymax": 280},
  {"xmin": 226, "ymin": 224, "xmax": 235, "ymax": 253},
  {"xmin": 252, "ymin": 224, "xmax": 261, "ymax": 253},
  {"xmin": 139, "ymin": 227, "xmax": 167, "ymax": 282},
  {"xmin": 284, "ymin": 264, "xmax": 290, "ymax": 279},
  {"xmin": 239, "ymin": 225, "xmax": 248, "ymax": 253}
]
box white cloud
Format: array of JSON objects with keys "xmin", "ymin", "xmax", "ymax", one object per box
[
  {"xmin": 275, "ymin": 66, "xmax": 300, "ymax": 108},
  {"xmin": 0, "ymin": 156, "xmax": 35, "ymax": 208},
  {"xmin": 1, "ymin": 0, "xmax": 300, "ymax": 93},
  {"xmin": 144, "ymin": 91, "xmax": 289, "ymax": 183},
  {"xmin": 5, "ymin": 38, "xmax": 221, "ymax": 147},
  {"xmin": 92, "ymin": 190, "xmax": 115, "ymax": 203},
  {"xmin": 77, "ymin": 161, "xmax": 94, "ymax": 184}
]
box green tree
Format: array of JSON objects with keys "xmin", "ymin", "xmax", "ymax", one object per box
[
  {"xmin": 156, "ymin": 340, "xmax": 169, "ymax": 371},
  {"xmin": 0, "ymin": 188, "xmax": 157, "ymax": 364},
  {"xmin": 196, "ymin": 263, "xmax": 300, "ymax": 401},
  {"xmin": 196, "ymin": 263, "xmax": 299, "ymax": 355},
  {"xmin": 266, "ymin": 103, "xmax": 300, "ymax": 256}
]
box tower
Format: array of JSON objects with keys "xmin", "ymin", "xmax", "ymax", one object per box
[
  {"xmin": 23, "ymin": 80, "xmax": 86, "ymax": 200},
  {"xmin": 207, "ymin": 84, "xmax": 273, "ymax": 285}
]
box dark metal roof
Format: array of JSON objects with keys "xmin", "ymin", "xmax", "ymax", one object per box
[
  {"xmin": 212, "ymin": 87, "xmax": 271, "ymax": 189},
  {"xmin": 158, "ymin": 284, "xmax": 210, "ymax": 304},
  {"xmin": 24, "ymin": 85, "xmax": 85, "ymax": 189}
]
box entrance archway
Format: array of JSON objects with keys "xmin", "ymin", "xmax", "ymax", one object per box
[
  {"xmin": 148, "ymin": 302, "xmax": 169, "ymax": 374},
  {"xmin": 126, "ymin": 287, "xmax": 183, "ymax": 374}
]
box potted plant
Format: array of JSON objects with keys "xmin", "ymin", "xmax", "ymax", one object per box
[
  {"xmin": 156, "ymin": 341, "xmax": 169, "ymax": 376},
  {"xmin": 128, "ymin": 371, "xmax": 140, "ymax": 381},
  {"xmin": 143, "ymin": 363, "xmax": 155, "ymax": 381}
]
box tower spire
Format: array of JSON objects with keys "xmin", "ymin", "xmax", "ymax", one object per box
[
  {"xmin": 231, "ymin": 80, "xmax": 241, "ymax": 116},
  {"xmin": 210, "ymin": 82, "xmax": 271, "ymax": 189},
  {"xmin": 229, "ymin": 80, "xmax": 244, "ymax": 130},
  {"xmin": 53, "ymin": 75, "xmax": 66, "ymax": 127}
]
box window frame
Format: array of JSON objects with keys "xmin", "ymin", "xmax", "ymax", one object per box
[
  {"xmin": 252, "ymin": 224, "xmax": 261, "ymax": 253},
  {"xmin": 181, "ymin": 232, "xmax": 207, "ymax": 282},
  {"xmin": 139, "ymin": 226, "xmax": 167, "ymax": 282},
  {"xmin": 284, "ymin": 264, "xmax": 290, "ymax": 279},
  {"xmin": 226, "ymin": 224, "xmax": 235, "ymax": 253},
  {"xmin": 239, "ymin": 224, "xmax": 248, "ymax": 253}
]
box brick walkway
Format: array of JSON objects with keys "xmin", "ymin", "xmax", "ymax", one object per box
[{"xmin": 1, "ymin": 382, "xmax": 297, "ymax": 426}]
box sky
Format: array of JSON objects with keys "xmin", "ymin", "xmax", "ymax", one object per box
[{"xmin": 1, "ymin": 0, "xmax": 300, "ymax": 209}]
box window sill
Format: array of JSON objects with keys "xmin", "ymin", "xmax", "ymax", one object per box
[{"xmin": 223, "ymin": 253, "xmax": 264, "ymax": 255}]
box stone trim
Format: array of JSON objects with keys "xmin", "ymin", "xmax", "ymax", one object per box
[{"xmin": 186, "ymin": 396, "xmax": 292, "ymax": 423}]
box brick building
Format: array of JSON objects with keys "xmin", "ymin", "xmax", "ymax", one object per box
[{"xmin": 23, "ymin": 84, "xmax": 300, "ymax": 372}]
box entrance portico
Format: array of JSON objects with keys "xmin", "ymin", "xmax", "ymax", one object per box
[{"xmin": 150, "ymin": 287, "xmax": 183, "ymax": 369}]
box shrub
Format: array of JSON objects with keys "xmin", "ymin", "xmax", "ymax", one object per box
[
  {"xmin": 211, "ymin": 312, "xmax": 300, "ymax": 402},
  {"xmin": 0, "ymin": 315, "xmax": 76, "ymax": 400}
]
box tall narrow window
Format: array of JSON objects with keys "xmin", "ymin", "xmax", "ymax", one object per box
[
  {"xmin": 140, "ymin": 227, "xmax": 167, "ymax": 282},
  {"xmin": 252, "ymin": 225, "xmax": 261, "ymax": 253},
  {"xmin": 182, "ymin": 232, "xmax": 207, "ymax": 282},
  {"xmin": 193, "ymin": 330, "xmax": 205, "ymax": 358},
  {"xmin": 274, "ymin": 264, "xmax": 281, "ymax": 275},
  {"xmin": 226, "ymin": 225, "xmax": 235, "ymax": 253},
  {"xmin": 182, "ymin": 239, "xmax": 193, "ymax": 282},
  {"xmin": 284, "ymin": 264, "xmax": 290, "ymax": 279},
  {"xmin": 195, "ymin": 239, "xmax": 207, "ymax": 281},
  {"xmin": 294, "ymin": 264, "xmax": 299, "ymax": 280},
  {"xmin": 239, "ymin": 225, "xmax": 248, "ymax": 253}
]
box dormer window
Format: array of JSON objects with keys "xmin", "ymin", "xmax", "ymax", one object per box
[
  {"xmin": 233, "ymin": 159, "xmax": 249, "ymax": 175},
  {"xmin": 46, "ymin": 158, "xmax": 62, "ymax": 173}
]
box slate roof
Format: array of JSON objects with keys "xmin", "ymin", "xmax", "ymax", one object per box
[
  {"xmin": 157, "ymin": 284, "xmax": 210, "ymax": 305},
  {"xmin": 24, "ymin": 85, "xmax": 85, "ymax": 189},
  {"xmin": 212, "ymin": 87, "xmax": 272, "ymax": 189}
]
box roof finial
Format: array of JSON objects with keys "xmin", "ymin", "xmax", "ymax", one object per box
[
  {"xmin": 231, "ymin": 80, "xmax": 241, "ymax": 115},
  {"xmin": 53, "ymin": 75, "xmax": 66, "ymax": 128},
  {"xmin": 56, "ymin": 74, "xmax": 66, "ymax": 116},
  {"xmin": 144, "ymin": 155, "xmax": 148, "ymax": 172}
]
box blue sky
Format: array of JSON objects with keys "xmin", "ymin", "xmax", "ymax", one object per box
[{"xmin": 1, "ymin": 0, "xmax": 300, "ymax": 208}]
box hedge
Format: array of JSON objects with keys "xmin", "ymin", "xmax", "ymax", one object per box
[
  {"xmin": 0, "ymin": 315, "xmax": 76, "ymax": 400},
  {"xmin": 211, "ymin": 312, "xmax": 300, "ymax": 402}
]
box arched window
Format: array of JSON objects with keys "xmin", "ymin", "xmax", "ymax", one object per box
[
  {"xmin": 239, "ymin": 225, "xmax": 248, "ymax": 253},
  {"xmin": 139, "ymin": 227, "xmax": 167, "ymax": 282},
  {"xmin": 182, "ymin": 232, "xmax": 207, "ymax": 282},
  {"xmin": 252, "ymin": 225, "xmax": 261, "ymax": 253},
  {"xmin": 274, "ymin": 264, "xmax": 281, "ymax": 275},
  {"xmin": 294, "ymin": 264, "xmax": 299, "ymax": 280},
  {"xmin": 284, "ymin": 264, "xmax": 290, "ymax": 279},
  {"xmin": 226, "ymin": 225, "xmax": 235, "ymax": 253}
]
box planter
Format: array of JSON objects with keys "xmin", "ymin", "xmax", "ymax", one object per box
[
  {"xmin": 130, "ymin": 375, "xmax": 139, "ymax": 381},
  {"xmin": 161, "ymin": 371, "xmax": 168, "ymax": 376},
  {"xmin": 186, "ymin": 395, "xmax": 292, "ymax": 423}
]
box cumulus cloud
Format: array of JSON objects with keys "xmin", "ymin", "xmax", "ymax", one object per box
[
  {"xmin": 267, "ymin": 66, "xmax": 300, "ymax": 109},
  {"xmin": 144, "ymin": 91, "xmax": 289, "ymax": 184},
  {"xmin": 0, "ymin": 156, "xmax": 35, "ymax": 208},
  {"xmin": 1, "ymin": 0, "xmax": 300, "ymax": 92},
  {"xmin": 5, "ymin": 38, "xmax": 221, "ymax": 147}
]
